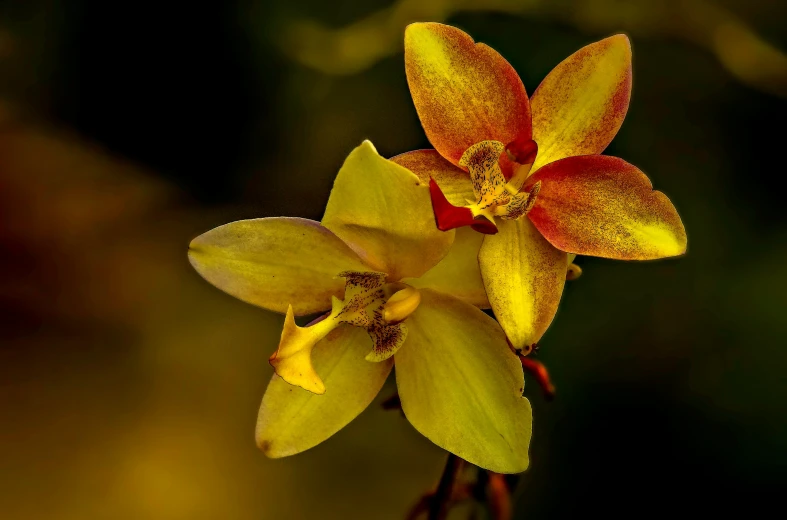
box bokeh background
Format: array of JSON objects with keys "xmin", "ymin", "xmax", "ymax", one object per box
[{"xmin": 2, "ymin": 0, "xmax": 786, "ymax": 518}]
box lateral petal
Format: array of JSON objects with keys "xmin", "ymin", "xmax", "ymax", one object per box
[
  {"xmin": 395, "ymin": 289, "xmax": 532, "ymax": 473},
  {"xmin": 257, "ymin": 325, "xmax": 392, "ymax": 458},
  {"xmin": 526, "ymin": 155, "xmax": 687, "ymax": 260}
]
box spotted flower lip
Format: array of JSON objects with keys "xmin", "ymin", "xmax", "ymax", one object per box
[
  {"xmin": 188, "ymin": 141, "xmax": 532, "ymax": 474},
  {"xmin": 400, "ymin": 22, "xmax": 688, "ymax": 352}
]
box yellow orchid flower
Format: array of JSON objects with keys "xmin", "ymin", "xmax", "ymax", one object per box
[
  {"xmin": 188, "ymin": 141, "xmax": 532, "ymax": 473},
  {"xmin": 398, "ymin": 23, "xmax": 688, "ymax": 353}
]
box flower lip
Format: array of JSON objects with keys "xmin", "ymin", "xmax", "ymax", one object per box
[{"xmin": 269, "ymin": 271, "xmax": 426, "ymax": 392}]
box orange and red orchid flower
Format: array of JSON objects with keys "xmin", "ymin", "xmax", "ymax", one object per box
[{"xmin": 397, "ymin": 23, "xmax": 687, "ymax": 352}]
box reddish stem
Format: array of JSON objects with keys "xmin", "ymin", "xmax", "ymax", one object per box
[{"xmin": 519, "ymin": 355, "xmax": 556, "ymax": 400}]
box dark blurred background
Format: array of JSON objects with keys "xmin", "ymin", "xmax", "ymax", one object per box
[{"xmin": 1, "ymin": 0, "xmax": 786, "ymax": 518}]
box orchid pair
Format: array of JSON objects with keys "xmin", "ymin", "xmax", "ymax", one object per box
[{"xmin": 188, "ymin": 23, "xmax": 686, "ymax": 474}]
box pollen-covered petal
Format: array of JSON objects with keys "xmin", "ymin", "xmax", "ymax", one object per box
[
  {"xmin": 188, "ymin": 217, "xmax": 368, "ymax": 315},
  {"xmin": 322, "ymin": 141, "xmax": 454, "ymax": 281},
  {"xmin": 525, "ymin": 155, "xmax": 687, "ymax": 260},
  {"xmin": 390, "ymin": 149, "xmax": 474, "ymax": 206},
  {"xmin": 404, "ymin": 23, "xmax": 532, "ymax": 167},
  {"xmin": 478, "ymin": 219, "xmax": 567, "ymax": 351},
  {"xmin": 256, "ymin": 325, "xmax": 392, "ymax": 458},
  {"xmin": 405, "ymin": 227, "xmax": 489, "ymax": 309},
  {"xmin": 531, "ymin": 35, "xmax": 632, "ymax": 172},
  {"xmin": 394, "ymin": 289, "xmax": 532, "ymax": 473}
]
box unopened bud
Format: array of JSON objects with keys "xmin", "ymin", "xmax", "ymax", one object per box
[{"xmin": 566, "ymin": 263, "xmax": 583, "ymax": 281}]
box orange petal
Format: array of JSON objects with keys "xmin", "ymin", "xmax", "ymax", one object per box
[
  {"xmin": 404, "ymin": 23, "xmax": 531, "ymax": 167},
  {"xmin": 530, "ymin": 35, "xmax": 632, "ymax": 172},
  {"xmin": 390, "ymin": 149, "xmax": 474, "ymax": 207},
  {"xmin": 525, "ymin": 155, "xmax": 687, "ymax": 260}
]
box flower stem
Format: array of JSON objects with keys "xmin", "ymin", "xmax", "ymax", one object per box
[{"xmin": 428, "ymin": 453, "xmax": 462, "ymax": 520}]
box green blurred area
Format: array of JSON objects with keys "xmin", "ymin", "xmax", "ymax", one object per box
[{"xmin": 1, "ymin": 0, "xmax": 786, "ymax": 518}]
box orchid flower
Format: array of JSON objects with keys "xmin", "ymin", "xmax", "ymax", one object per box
[
  {"xmin": 399, "ymin": 23, "xmax": 687, "ymax": 352},
  {"xmin": 188, "ymin": 141, "xmax": 532, "ymax": 473}
]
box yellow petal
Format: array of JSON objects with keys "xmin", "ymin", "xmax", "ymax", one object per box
[
  {"xmin": 269, "ymin": 304, "xmax": 341, "ymax": 394},
  {"xmin": 531, "ymin": 35, "xmax": 632, "ymax": 172},
  {"xmin": 188, "ymin": 217, "xmax": 368, "ymax": 315},
  {"xmin": 525, "ymin": 155, "xmax": 687, "ymax": 260},
  {"xmin": 390, "ymin": 149, "xmax": 474, "ymax": 206},
  {"xmin": 478, "ymin": 218, "xmax": 567, "ymax": 350},
  {"xmin": 257, "ymin": 325, "xmax": 392, "ymax": 458},
  {"xmin": 404, "ymin": 23, "xmax": 532, "ymax": 167},
  {"xmin": 322, "ymin": 140, "xmax": 454, "ymax": 281},
  {"xmin": 394, "ymin": 289, "xmax": 532, "ymax": 473},
  {"xmin": 405, "ymin": 227, "xmax": 489, "ymax": 308}
]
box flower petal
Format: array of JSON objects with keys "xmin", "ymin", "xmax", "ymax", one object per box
[
  {"xmin": 390, "ymin": 149, "xmax": 474, "ymax": 206},
  {"xmin": 530, "ymin": 35, "xmax": 632, "ymax": 172},
  {"xmin": 188, "ymin": 217, "xmax": 368, "ymax": 315},
  {"xmin": 478, "ymin": 218, "xmax": 567, "ymax": 350},
  {"xmin": 405, "ymin": 227, "xmax": 489, "ymax": 308},
  {"xmin": 322, "ymin": 141, "xmax": 455, "ymax": 281},
  {"xmin": 269, "ymin": 305, "xmax": 338, "ymax": 394},
  {"xmin": 404, "ymin": 23, "xmax": 531, "ymax": 167},
  {"xmin": 394, "ymin": 289, "xmax": 532, "ymax": 473},
  {"xmin": 525, "ymin": 155, "xmax": 687, "ymax": 260},
  {"xmin": 257, "ymin": 324, "xmax": 393, "ymax": 458},
  {"xmin": 427, "ymin": 179, "xmax": 499, "ymax": 234},
  {"xmin": 427, "ymin": 178, "xmax": 482, "ymax": 232},
  {"xmin": 390, "ymin": 150, "xmax": 498, "ymax": 234}
]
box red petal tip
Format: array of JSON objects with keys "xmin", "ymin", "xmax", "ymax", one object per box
[
  {"xmin": 429, "ymin": 178, "xmax": 498, "ymax": 234},
  {"xmin": 428, "ymin": 178, "xmax": 476, "ymax": 231}
]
